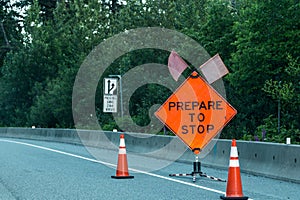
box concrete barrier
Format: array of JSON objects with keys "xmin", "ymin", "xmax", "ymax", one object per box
[{"xmin": 0, "ymin": 127, "xmax": 299, "ymax": 183}]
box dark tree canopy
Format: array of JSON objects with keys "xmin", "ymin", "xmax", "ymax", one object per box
[{"xmin": 0, "ymin": 0, "xmax": 299, "ymax": 144}]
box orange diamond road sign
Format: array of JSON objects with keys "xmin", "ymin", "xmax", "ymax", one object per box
[{"xmin": 155, "ymin": 71, "xmax": 237, "ymax": 154}]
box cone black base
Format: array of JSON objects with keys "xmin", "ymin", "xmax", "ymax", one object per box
[
  {"xmin": 220, "ymin": 195, "xmax": 248, "ymax": 200},
  {"xmin": 111, "ymin": 175, "xmax": 134, "ymax": 179}
]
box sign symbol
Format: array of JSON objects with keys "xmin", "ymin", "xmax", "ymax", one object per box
[
  {"xmin": 104, "ymin": 78, "xmax": 117, "ymax": 95},
  {"xmin": 107, "ymin": 80, "xmax": 115, "ymax": 94}
]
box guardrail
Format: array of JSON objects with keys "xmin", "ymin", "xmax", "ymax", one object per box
[{"xmin": 0, "ymin": 127, "xmax": 299, "ymax": 183}]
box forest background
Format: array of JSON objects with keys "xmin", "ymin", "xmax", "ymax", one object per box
[{"xmin": 0, "ymin": 0, "xmax": 299, "ymax": 143}]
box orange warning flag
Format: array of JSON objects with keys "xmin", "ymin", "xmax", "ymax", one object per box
[
  {"xmin": 199, "ymin": 54, "xmax": 229, "ymax": 84},
  {"xmin": 168, "ymin": 51, "xmax": 189, "ymax": 81}
]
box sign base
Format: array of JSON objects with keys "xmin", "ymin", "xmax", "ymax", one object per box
[{"xmin": 169, "ymin": 155, "xmax": 226, "ymax": 182}]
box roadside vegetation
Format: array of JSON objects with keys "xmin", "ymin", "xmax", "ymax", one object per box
[{"xmin": 0, "ymin": 0, "xmax": 299, "ymax": 144}]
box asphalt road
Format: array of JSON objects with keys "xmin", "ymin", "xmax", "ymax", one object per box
[{"xmin": 0, "ymin": 138, "xmax": 299, "ymax": 200}]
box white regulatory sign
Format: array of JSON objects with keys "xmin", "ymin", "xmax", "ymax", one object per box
[{"xmin": 103, "ymin": 95, "xmax": 118, "ymax": 113}]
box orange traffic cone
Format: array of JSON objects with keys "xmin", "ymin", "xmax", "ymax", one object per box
[
  {"xmin": 220, "ymin": 139, "xmax": 248, "ymax": 200},
  {"xmin": 111, "ymin": 134, "xmax": 134, "ymax": 179}
]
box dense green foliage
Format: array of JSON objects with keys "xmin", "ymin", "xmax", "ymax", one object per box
[{"xmin": 0, "ymin": 0, "xmax": 299, "ymax": 143}]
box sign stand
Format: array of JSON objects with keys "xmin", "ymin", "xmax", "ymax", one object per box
[
  {"xmin": 155, "ymin": 70, "xmax": 237, "ymax": 183},
  {"xmin": 169, "ymin": 151, "xmax": 226, "ymax": 182}
]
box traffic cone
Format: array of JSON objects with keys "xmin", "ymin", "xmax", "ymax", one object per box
[
  {"xmin": 220, "ymin": 139, "xmax": 248, "ymax": 200},
  {"xmin": 111, "ymin": 134, "xmax": 134, "ymax": 179}
]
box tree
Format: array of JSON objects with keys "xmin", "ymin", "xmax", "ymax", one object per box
[
  {"xmin": 0, "ymin": 0, "xmax": 54, "ymax": 126},
  {"xmin": 228, "ymin": 0, "xmax": 300, "ymax": 138},
  {"xmin": 199, "ymin": 0, "xmax": 236, "ymax": 61},
  {"xmin": 0, "ymin": 0, "xmax": 23, "ymax": 68},
  {"xmin": 258, "ymin": 55, "xmax": 300, "ymax": 143},
  {"xmin": 28, "ymin": 0, "xmax": 111, "ymax": 127}
]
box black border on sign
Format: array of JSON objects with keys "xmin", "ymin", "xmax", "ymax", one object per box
[{"xmin": 154, "ymin": 71, "xmax": 237, "ymax": 152}]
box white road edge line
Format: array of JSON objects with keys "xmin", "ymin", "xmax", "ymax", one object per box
[{"xmin": 0, "ymin": 138, "xmax": 253, "ymax": 199}]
